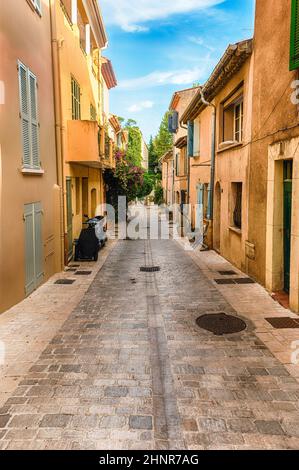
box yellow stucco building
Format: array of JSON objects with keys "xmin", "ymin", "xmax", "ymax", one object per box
[{"xmin": 52, "ymin": 0, "xmax": 117, "ymax": 262}]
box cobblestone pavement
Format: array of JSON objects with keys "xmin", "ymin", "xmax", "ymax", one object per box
[{"xmin": 0, "ymin": 237, "xmax": 299, "ymax": 450}]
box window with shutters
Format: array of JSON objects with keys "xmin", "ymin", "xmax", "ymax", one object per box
[
  {"xmin": 220, "ymin": 94, "xmax": 243, "ymax": 145},
  {"xmin": 18, "ymin": 61, "xmax": 40, "ymax": 170},
  {"xmin": 290, "ymin": 0, "xmax": 299, "ymax": 70},
  {"xmin": 71, "ymin": 76, "xmax": 81, "ymax": 120}
]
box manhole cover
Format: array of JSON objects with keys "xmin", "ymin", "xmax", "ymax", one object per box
[
  {"xmin": 55, "ymin": 279, "xmax": 75, "ymax": 285},
  {"xmin": 140, "ymin": 266, "xmax": 160, "ymax": 273},
  {"xmin": 265, "ymin": 317, "xmax": 299, "ymax": 329},
  {"xmin": 196, "ymin": 313, "xmax": 247, "ymax": 336}
]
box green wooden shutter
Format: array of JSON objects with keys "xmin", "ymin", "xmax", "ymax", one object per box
[
  {"xmin": 24, "ymin": 203, "xmax": 35, "ymax": 295},
  {"xmin": 290, "ymin": 0, "xmax": 299, "ymax": 70},
  {"xmin": 18, "ymin": 62, "xmax": 31, "ymax": 167},
  {"xmin": 29, "ymin": 72, "xmax": 40, "ymax": 168},
  {"xmin": 24, "ymin": 202, "xmax": 44, "ymax": 295},
  {"xmin": 34, "ymin": 202, "xmax": 44, "ymax": 285},
  {"xmin": 187, "ymin": 121, "xmax": 194, "ymax": 157}
]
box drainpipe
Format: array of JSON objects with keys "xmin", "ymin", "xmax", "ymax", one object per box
[
  {"xmin": 199, "ymin": 88, "xmax": 216, "ymax": 226},
  {"xmin": 50, "ymin": 0, "xmax": 66, "ymax": 268}
]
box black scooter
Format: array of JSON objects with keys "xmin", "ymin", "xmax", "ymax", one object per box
[{"xmin": 74, "ymin": 215, "xmax": 107, "ymax": 262}]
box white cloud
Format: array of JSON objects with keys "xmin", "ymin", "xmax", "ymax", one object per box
[
  {"xmin": 119, "ymin": 67, "xmax": 206, "ymax": 89},
  {"xmin": 100, "ymin": 0, "xmax": 224, "ymax": 32},
  {"xmin": 188, "ymin": 36, "xmax": 216, "ymax": 51},
  {"xmin": 128, "ymin": 101, "xmax": 154, "ymax": 112}
]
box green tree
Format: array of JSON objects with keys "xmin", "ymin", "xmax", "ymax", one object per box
[
  {"xmin": 126, "ymin": 125, "xmax": 142, "ymax": 166},
  {"xmin": 148, "ymin": 135, "xmax": 159, "ymax": 174},
  {"xmin": 125, "ymin": 118, "xmax": 138, "ymax": 128},
  {"xmin": 154, "ymin": 111, "xmax": 173, "ymax": 159}
]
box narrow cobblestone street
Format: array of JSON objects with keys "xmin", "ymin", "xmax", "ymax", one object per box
[{"xmin": 0, "ymin": 235, "xmax": 299, "ymax": 450}]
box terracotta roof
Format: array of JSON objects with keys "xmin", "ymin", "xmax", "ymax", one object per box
[
  {"xmin": 160, "ymin": 150, "xmax": 173, "ymax": 162},
  {"xmin": 175, "ymin": 136, "xmax": 187, "ymax": 149},
  {"xmin": 102, "ymin": 57, "xmax": 117, "ymax": 89},
  {"xmin": 169, "ymin": 86, "xmax": 201, "ymax": 111},
  {"xmin": 181, "ymin": 39, "xmax": 253, "ymax": 124}
]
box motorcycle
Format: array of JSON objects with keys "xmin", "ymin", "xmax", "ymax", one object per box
[{"xmin": 74, "ymin": 215, "xmax": 107, "ymax": 262}]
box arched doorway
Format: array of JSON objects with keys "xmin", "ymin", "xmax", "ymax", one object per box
[{"xmin": 214, "ymin": 182, "xmax": 221, "ymax": 252}]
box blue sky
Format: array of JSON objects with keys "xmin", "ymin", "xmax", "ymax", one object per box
[{"xmin": 100, "ymin": 0, "xmax": 255, "ymax": 142}]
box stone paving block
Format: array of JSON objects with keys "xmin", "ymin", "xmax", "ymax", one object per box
[
  {"xmin": 227, "ymin": 418, "xmax": 256, "ymax": 433},
  {"xmin": 182, "ymin": 418, "xmax": 198, "ymax": 432},
  {"xmin": 6, "ymin": 428, "xmax": 37, "ymax": 440},
  {"xmin": 99, "ymin": 416, "xmax": 127, "ymax": 429},
  {"xmin": 71, "ymin": 415, "xmax": 99, "ymax": 429},
  {"xmin": 0, "ymin": 414, "xmax": 11, "ymax": 428},
  {"xmin": 8, "ymin": 414, "xmax": 41, "ymax": 428},
  {"xmin": 197, "ymin": 418, "xmax": 227, "ymax": 433},
  {"xmin": 104, "ymin": 386, "xmax": 129, "ymax": 397},
  {"xmin": 281, "ymin": 421, "xmax": 299, "ymax": 438},
  {"xmin": 39, "ymin": 414, "xmax": 72, "ymax": 428},
  {"xmin": 255, "ymin": 420, "xmax": 285, "ymax": 435},
  {"xmin": 129, "ymin": 415, "xmax": 153, "ymax": 430}
]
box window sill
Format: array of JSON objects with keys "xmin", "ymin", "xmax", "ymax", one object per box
[
  {"xmin": 229, "ymin": 226, "xmax": 242, "ymax": 236},
  {"xmin": 21, "ymin": 167, "xmax": 44, "ymax": 176},
  {"xmin": 217, "ymin": 141, "xmax": 243, "ymax": 153}
]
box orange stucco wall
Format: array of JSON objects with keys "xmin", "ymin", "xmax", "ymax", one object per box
[
  {"xmin": 0, "ymin": 0, "xmax": 61, "ymax": 312},
  {"xmin": 248, "ymin": 0, "xmax": 299, "ymax": 287}
]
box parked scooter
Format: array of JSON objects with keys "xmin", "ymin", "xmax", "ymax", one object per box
[{"xmin": 74, "ymin": 215, "xmax": 107, "ymax": 262}]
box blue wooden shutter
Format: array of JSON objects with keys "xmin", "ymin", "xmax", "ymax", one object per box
[
  {"xmin": 18, "ymin": 62, "xmax": 31, "ymax": 167},
  {"xmin": 290, "ymin": 0, "xmax": 299, "ymax": 70},
  {"xmin": 29, "ymin": 72, "xmax": 40, "ymax": 168},
  {"xmin": 187, "ymin": 121, "xmax": 194, "ymax": 157}
]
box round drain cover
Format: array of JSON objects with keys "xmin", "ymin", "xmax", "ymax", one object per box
[{"xmin": 196, "ymin": 313, "xmax": 247, "ymax": 336}]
